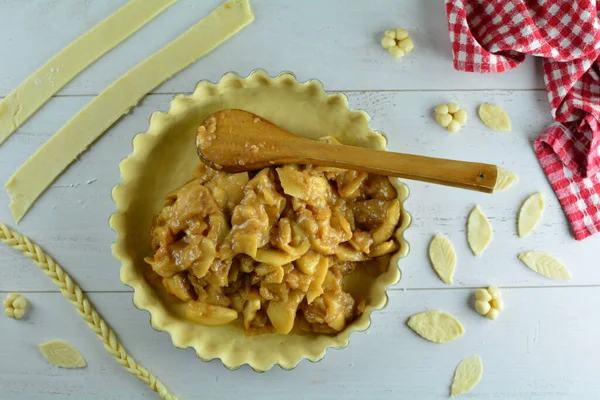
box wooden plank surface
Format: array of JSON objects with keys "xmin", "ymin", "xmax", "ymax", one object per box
[
  {"xmin": 0, "ymin": 0, "xmax": 544, "ymax": 95},
  {"xmin": 2, "ymin": 289, "xmax": 599, "ymax": 399},
  {"xmin": 0, "ymin": 0, "xmax": 598, "ymax": 399}
]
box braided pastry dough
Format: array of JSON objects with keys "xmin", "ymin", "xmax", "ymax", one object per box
[{"xmin": 0, "ymin": 223, "xmax": 177, "ymax": 400}]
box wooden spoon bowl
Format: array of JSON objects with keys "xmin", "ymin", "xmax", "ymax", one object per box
[{"xmin": 196, "ymin": 109, "xmax": 499, "ymax": 193}]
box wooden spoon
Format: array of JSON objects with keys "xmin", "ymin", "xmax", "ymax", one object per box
[{"xmin": 196, "ymin": 109, "xmax": 499, "ymax": 193}]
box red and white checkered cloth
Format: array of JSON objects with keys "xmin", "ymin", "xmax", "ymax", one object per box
[{"xmin": 446, "ymin": 0, "xmax": 600, "ymax": 240}]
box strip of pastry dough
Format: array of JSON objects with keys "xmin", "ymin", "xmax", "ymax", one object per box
[
  {"xmin": 6, "ymin": 0, "xmax": 254, "ymax": 222},
  {"xmin": 0, "ymin": 0, "xmax": 178, "ymax": 145}
]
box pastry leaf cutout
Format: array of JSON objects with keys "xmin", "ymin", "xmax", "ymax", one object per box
[
  {"xmin": 467, "ymin": 205, "xmax": 492, "ymax": 257},
  {"xmin": 450, "ymin": 355, "xmax": 483, "ymax": 397},
  {"xmin": 39, "ymin": 340, "xmax": 86, "ymax": 369},
  {"xmin": 428, "ymin": 235, "xmax": 456, "ymax": 284},
  {"xmin": 493, "ymin": 167, "xmax": 518, "ymax": 192},
  {"xmin": 478, "ymin": 103, "xmax": 511, "ymax": 132},
  {"xmin": 518, "ymin": 192, "xmax": 545, "ymax": 237},
  {"xmin": 407, "ymin": 310, "xmax": 464, "ymax": 343},
  {"xmin": 519, "ymin": 251, "xmax": 572, "ymax": 280}
]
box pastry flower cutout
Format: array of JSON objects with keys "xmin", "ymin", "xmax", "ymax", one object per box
[
  {"xmin": 435, "ymin": 103, "xmax": 467, "ymax": 133},
  {"xmin": 4, "ymin": 292, "xmax": 28, "ymax": 319},
  {"xmin": 381, "ymin": 28, "xmax": 414, "ymax": 58},
  {"xmin": 474, "ymin": 286, "xmax": 503, "ymax": 320}
]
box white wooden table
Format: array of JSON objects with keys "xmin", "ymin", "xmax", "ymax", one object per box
[{"xmin": 1, "ymin": 1, "xmax": 599, "ymax": 399}]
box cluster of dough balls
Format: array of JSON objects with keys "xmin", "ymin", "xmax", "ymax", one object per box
[
  {"xmin": 4, "ymin": 292, "xmax": 28, "ymax": 319},
  {"xmin": 381, "ymin": 28, "xmax": 414, "ymax": 58},
  {"xmin": 474, "ymin": 286, "xmax": 503, "ymax": 320},
  {"xmin": 435, "ymin": 103, "xmax": 467, "ymax": 133}
]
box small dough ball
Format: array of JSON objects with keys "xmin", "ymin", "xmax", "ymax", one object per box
[
  {"xmin": 486, "ymin": 308, "xmax": 500, "ymax": 320},
  {"xmin": 435, "ymin": 104, "xmax": 449, "ymax": 115},
  {"xmin": 491, "ymin": 297, "xmax": 504, "ymax": 311},
  {"xmin": 475, "ymin": 288, "xmax": 492, "ymax": 302},
  {"xmin": 396, "ymin": 28, "xmax": 409, "ymax": 40},
  {"xmin": 12, "ymin": 296, "xmax": 27, "ymax": 309},
  {"xmin": 488, "ymin": 286, "xmax": 501, "ymax": 299},
  {"xmin": 447, "ymin": 120, "xmax": 461, "ymax": 133},
  {"xmin": 381, "ymin": 36, "xmax": 396, "ymax": 49},
  {"xmin": 384, "ymin": 29, "xmax": 396, "ymax": 38},
  {"xmin": 397, "ymin": 37, "xmax": 414, "ymax": 53},
  {"xmin": 447, "ymin": 102, "xmax": 459, "ymax": 113},
  {"xmin": 475, "ymin": 300, "xmax": 491, "ymax": 315},
  {"xmin": 388, "ymin": 46, "xmax": 405, "ymax": 59},
  {"xmin": 436, "ymin": 113, "xmax": 453, "ymax": 128},
  {"xmin": 453, "ymin": 109, "xmax": 468, "ymax": 125}
]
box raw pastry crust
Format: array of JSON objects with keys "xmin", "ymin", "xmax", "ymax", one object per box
[
  {"xmin": 110, "ymin": 70, "xmax": 411, "ymax": 371},
  {"xmin": 519, "ymin": 251, "xmax": 571, "ymax": 280},
  {"xmin": 39, "ymin": 340, "xmax": 87, "ymax": 369},
  {"xmin": 478, "ymin": 103, "xmax": 511, "ymax": 132},
  {"xmin": 406, "ymin": 310, "xmax": 464, "ymax": 343},
  {"xmin": 0, "ymin": 0, "xmax": 178, "ymax": 146},
  {"xmin": 6, "ymin": 0, "xmax": 255, "ymax": 222},
  {"xmin": 450, "ymin": 355, "xmax": 483, "ymax": 397},
  {"xmin": 428, "ymin": 234, "xmax": 456, "ymax": 284},
  {"xmin": 518, "ymin": 192, "xmax": 545, "ymax": 237},
  {"xmin": 493, "ymin": 167, "xmax": 518, "ymax": 192},
  {"xmin": 467, "ymin": 205, "xmax": 492, "ymax": 257}
]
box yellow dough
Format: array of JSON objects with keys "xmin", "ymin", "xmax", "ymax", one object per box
[
  {"xmin": 474, "ymin": 287, "xmax": 504, "ymax": 320},
  {"xmin": 493, "ymin": 167, "xmax": 518, "ymax": 192},
  {"xmin": 110, "ymin": 70, "xmax": 411, "ymax": 371},
  {"xmin": 0, "ymin": 0, "xmax": 178, "ymax": 146},
  {"xmin": 518, "ymin": 192, "xmax": 545, "ymax": 237},
  {"xmin": 6, "ymin": 0, "xmax": 255, "ymax": 222},
  {"xmin": 519, "ymin": 251, "xmax": 572, "ymax": 280},
  {"xmin": 450, "ymin": 355, "xmax": 483, "ymax": 397},
  {"xmin": 428, "ymin": 234, "xmax": 457, "ymax": 284},
  {"xmin": 39, "ymin": 340, "xmax": 86, "ymax": 369},
  {"xmin": 406, "ymin": 310, "xmax": 464, "ymax": 343},
  {"xmin": 467, "ymin": 205, "xmax": 492, "ymax": 257},
  {"xmin": 1, "ymin": 223, "xmax": 176, "ymax": 399},
  {"xmin": 478, "ymin": 103, "xmax": 511, "ymax": 132},
  {"xmin": 434, "ymin": 103, "xmax": 467, "ymax": 133},
  {"xmin": 3, "ymin": 292, "xmax": 28, "ymax": 319}
]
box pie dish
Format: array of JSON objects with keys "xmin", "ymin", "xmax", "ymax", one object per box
[{"xmin": 110, "ymin": 69, "xmax": 411, "ymax": 371}]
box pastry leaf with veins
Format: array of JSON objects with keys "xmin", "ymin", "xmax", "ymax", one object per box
[
  {"xmin": 450, "ymin": 355, "xmax": 483, "ymax": 397},
  {"xmin": 493, "ymin": 167, "xmax": 518, "ymax": 192},
  {"xmin": 467, "ymin": 205, "xmax": 492, "ymax": 257},
  {"xmin": 428, "ymin": 235, "xmax": 457, "ymax": 284},
  {"xmin": 39, "ymin": 340, "xmax": 87, "ymax": 369},
  {"xmin": 519, "ymin": 251, "xmax": 572, "ymax": 280},
  {"xmin": 518, "ymin": 192, "xmax": 545, "ymax": 237},
  {"xmin": 407, "ymin": 310, "xmax": 464, "ymax": 343}
]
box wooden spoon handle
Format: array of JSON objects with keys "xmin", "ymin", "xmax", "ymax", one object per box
[
  {"xmin": 296, "ymin": 141, "xmax": 498, "ymax": 193},
  {"xmin": 196, "ymin": 109, "xmax": 498, "ymax": 193}
]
